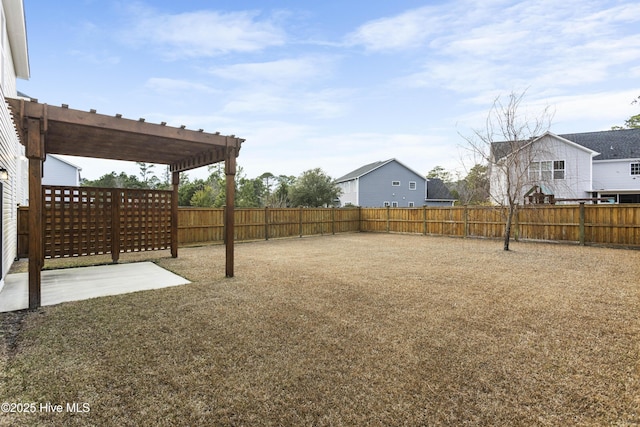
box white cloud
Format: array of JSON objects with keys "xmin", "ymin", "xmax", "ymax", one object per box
[
  {"xmin": 344, "ymin": 6, "xmax": 443, "ymax": 51},
  {"xmin": 209, "ymin": 56, "xmax": 336, "ymax": 84},
  {"xmin": 223, "ymin": 92, "xmax": 290, "ymax": 115},
  {"xmin": 452, "ymin": 88, "xmax": 640, "ymax": 143},
  {"xmin": 69, "ymin": 49, "xmax": 120, "ymax": 65},
  {"xmin": 543, "ymin": 90, "xmax": 640, "ymax": 131},
  {"xmin": 385, "ymin": 0, "xmax": 640, "ymax": 98},
  {"xmin": 221, "ymin": 87, "xmax": 352, "ymax": 119},
  {"xmin": 123, "ymin": 7, "xmax": 286, "ymax": 58},
  {"xmin": 144, "ymin": 77, "xmax": 218, "ymax": 94}
]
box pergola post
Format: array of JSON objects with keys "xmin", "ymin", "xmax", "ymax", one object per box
[
  {"xmin": 225, "ymin": 145, "xmax": 236, "ymax": 277},
  {"xmin": 26, "ymin": 117, "xmax": 44, "ymax": 309},
  {"xmin": 171, "ymin": 171, "xmax": 180, "ymax": 258}
]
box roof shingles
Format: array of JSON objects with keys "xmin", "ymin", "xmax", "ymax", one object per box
[{"xmin": 559, "ymin": 128, "xmax": 640, "ymax": 160}]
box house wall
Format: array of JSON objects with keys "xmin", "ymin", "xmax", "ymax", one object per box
[
  {"xmin": 490, "ymin": 135, "xmax": 594, "ymax": 204},
  {"xmin": 337, "ymin": 179, "xmax": 358, "ymax": 206},
  {"xmin": 358, "ymin": 160, "xmax": 426, "ymax": 207},
  {"xmin": 43, "ymin": 155, "xmax": 81, "ymax": 186},
  {"xmin": 592, "ymin": 159, "xmax": 640, "ymax": 191},
  {"xmin": 0, "ymin": 4, "xmax": 22, "ymax": 281},
  {"xmin": 532, "ymin": 135, "xmax": 593, "ymax": 200}
]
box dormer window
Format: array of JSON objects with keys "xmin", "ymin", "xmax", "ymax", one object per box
[{"xmin": 631, "ymin": 162, "xmax": 640, "ymax": 176}]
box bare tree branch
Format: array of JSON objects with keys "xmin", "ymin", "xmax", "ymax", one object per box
[{"xmin": 459, "ymin": 90, "xmax": 554, "ymax": 250}]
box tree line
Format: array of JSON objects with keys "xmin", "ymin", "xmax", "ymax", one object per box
[
  {"xmin": 82, "ymin": 160, "xmax": 493, "ymax": 208},
  {"xmin": 81, "ymin": 163, "xmax": 341, "ymax": 208}
]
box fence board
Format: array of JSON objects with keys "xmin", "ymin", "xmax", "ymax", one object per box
[
  {"xmin": 584, "ymin": 205, "xmax": 640, "ymax": 246},
  {"xmin": 178, "ymin": 208, "xmax": 223, "ymax": 244}
]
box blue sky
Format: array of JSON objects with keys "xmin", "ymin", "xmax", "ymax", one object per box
[{"xmin": 19, "ymin": 0, "xmax": 640, "ymax": 182}]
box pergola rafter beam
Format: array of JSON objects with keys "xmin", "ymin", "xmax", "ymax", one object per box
[
  {"xmin": 170, "ymin": 147, "xmax": 225, "ymax": 173},
  {"xmin": 6, "ymin": 98, "xmax": 245, "ymax": 169}
]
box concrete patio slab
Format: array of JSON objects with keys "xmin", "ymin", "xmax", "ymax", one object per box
[{"xmin": 0, "ymin": 262, "xmax": 190, "ymax": 312}]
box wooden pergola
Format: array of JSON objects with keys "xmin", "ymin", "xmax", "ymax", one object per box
[{"xmin": 6, "ymin": 97, "xmax": 244, "ymax": 309}]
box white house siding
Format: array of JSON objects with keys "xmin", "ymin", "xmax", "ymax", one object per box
[
  {"xmin": 338, "ymin": 180, "xmax": 358, "ymax": 206},
  {"xmin": 530, "ymin": 135, "xmax": 594, "ymax": 200},
  {"xmin": 592, "ymin": 160, "xmax": 640, "ymax": 191},
  {"xmin": 43, "ymin": 155, "xmax": 81, "ymax": 186},
  {"xmin": 0, "ymin": 90, "xmax": 20, "ymax": 281},
  {"xmin": 491, "ymin": 134, "xmax": 594, "ymax": 205},
  {"xmin": 0, "ymin": 1, "xmax": 26, "ymax": 282}
]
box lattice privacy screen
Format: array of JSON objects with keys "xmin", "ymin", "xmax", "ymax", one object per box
[{"xmin": 43, "ymin": 186, "xmax": 172, "ymax": 259}]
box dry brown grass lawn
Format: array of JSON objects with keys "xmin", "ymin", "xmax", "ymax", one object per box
[{"xmin": 1, "ymin": 233, "xmax": 639, "ymax": 426}]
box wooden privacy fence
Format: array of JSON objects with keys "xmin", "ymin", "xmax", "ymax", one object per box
[
  {"xmin": 18, "ymin": 186, "xmax": 173, "ymax": 260},
  {"xmin": 178, "ymin": 207, "xmax": 360, "ymax": 244},
  {"xmin": 177, "ymin": 204, "xmax": 639, "ymax": 248},
  {"xmin": 18, "ymin": 203, "xmax": 640, "ymax": 257},
  {"xmin": 358, "ymin": 204, "xmax": 639, "ymax": 246}
]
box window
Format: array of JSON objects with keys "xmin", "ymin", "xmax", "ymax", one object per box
[
  {"xmin": 529, "ymin": 160, "xmax": 563, "ymax": 180},
  {"xmin": 409, "ymin": 181, "xmax": 417, "ymax": 190},
  {"xmin": 391, "ymin": 201, "xmax": 398, "ymax": 207},
  {"xmin": 631, "ymin": 163, "xmax": 640, "ymax": 176},
  {"xmin": 408, "ymin": 202, "xmax": 415, "ymax": 207},
  {"xmin": 553, "ymin": 161, "xmax": 565, "ymax": 180},
  {"xmin": 541, "ymin": 161, "xmax": 552, "ymax": 180},
  {"xmin": 528, "ymin": 162, "xmax": 540, "ymax": 181},
  {"xmin": 620, "ymin": 194, "xmax": 640, "ymax": 203},
  {"xmin": 383, "ymin": 201, "xmax": 390, "ymax": 207},
  {"xmin": 392, "ymin": 181, "xmax": 400, "ymax": 186}
]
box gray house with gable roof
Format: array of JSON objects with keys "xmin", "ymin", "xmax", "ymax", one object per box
[{"xmin": 336, "ymin": 159, "xmax": 455, "ymax": 207}]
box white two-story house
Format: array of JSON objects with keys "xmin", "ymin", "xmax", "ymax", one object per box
[
  {"xmin": 490, "ymin": 128, "xmax": 640, "ymax": 204},
  {"xmin": 561, "ymin": 129, "xmax": 640, "ymax": 203}
]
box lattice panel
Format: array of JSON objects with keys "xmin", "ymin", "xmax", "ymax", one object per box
[
  {"xmin": 118, "ymin": 189, "xmax": 172, "ymax": 252},
  {"xmin": 42, "ymin": 186, "xmax": 172, "ymax": 259},
  {"xmin": 43, "ymin": 186, "xmax": 113, "ymax": 258}
]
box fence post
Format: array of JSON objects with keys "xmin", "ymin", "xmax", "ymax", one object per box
[
  {"xmin": 299, "ymin": 207, "xmax": 303, "ymax": 237},
  {"xmin": 358, "ymin": 206, "xmax": 362, "ymax": 232},
  {"xmin": 579, "ymin": 202, "xmax": 585, "ymax": 246},
  {"xmin": 386, "ymin": 206, "xmax": 390, "ymax": 233},
  {"xmin": 514, "ymin": 208, "xmax": 520, "ymax": 241},
  {"xmin": 463, "ymin": 205, "xmax": 469, "ymax": 238},
  {"xmin": 423, "ymin": 205, "xmax": 427, "ymax": 235},
  {"xmin": 110, "ymin": 189, "xmax": 120, "ymax": 263},
  {"xmin": 332, "ymin": 207, "xmax": 335, "ymax": 235},
  {"xmin": 264, "ymin": 206, "xmax": 269, "ymax": 241}
]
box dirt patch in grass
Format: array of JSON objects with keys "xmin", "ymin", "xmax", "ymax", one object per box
[{"xmin": 1, "ymin": 233, "xmax": 639, "ymax": 426}]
